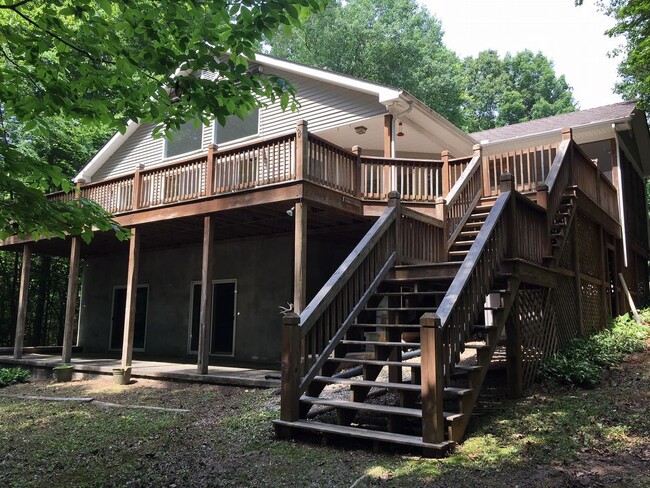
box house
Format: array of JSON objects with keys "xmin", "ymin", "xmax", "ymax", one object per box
[{"xmin": 2, "ymin": 54, "xmax": 649, "ymax": 456}]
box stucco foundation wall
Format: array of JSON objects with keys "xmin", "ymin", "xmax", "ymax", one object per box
[{"xmin": 79, "ymin": 234, "xmax": 294, "ymax": 365}]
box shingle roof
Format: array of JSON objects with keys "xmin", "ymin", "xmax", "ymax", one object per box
[{"xmin": 470, "ymin": 101, "xmax": 638, "ymax": 143}]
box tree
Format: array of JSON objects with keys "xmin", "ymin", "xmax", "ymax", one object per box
[
  {"xmin": 576, "ymin": 0, "xmax": 650, "ymax": 107},
  {"xmin": 268, "ymin": 0, "xmax": 465, "ymax": 127},
  {"xmin": 0, "ymin": 0, "xmax": 327, "ymax": 242},
  {"xmin": 460, "ymin": 50, "xmax": 577, "ymax": 133}
]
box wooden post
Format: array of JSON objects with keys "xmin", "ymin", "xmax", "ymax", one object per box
[
  {"xmin": 206, "ymin": 144, "xmax": 217, "ymax": 196},
  {"xmin": 295, "ymin": 120, "xmax": 308, "ymax": 181},
  {"xmin": 383, "ymin": 114, "xmax": 393, "ymax": 197},
  {"xmin": 441, "ymin": 150, "xmax": 450, "ymax": 196},
  {"xmin": 420, "ymin": 313, "xmax": 444, "ymax": 443},
  {"xmin": 562, "ymin": 127, "xmax": 575, "ymax": 185},
  {"xmin": 62, "ymin": 237, "xmax": 81, "ymax": 364},
  {"xmin": 572, "ymin": 220, "xmax": 585, "ymax": 336},
  {"xmin": 121, "ymin": 228, "xmax": 141, "ymax": 369},
  {"xmin": 280, "ymin": 312, "xmax": 301, "ymax": 422},
  {"xmin": 352, "ymin": 145, "xmax": 362, "ymax": 197},
  {"xmin": 132, "ymin": 164, "xmax": 144, "ymax": 210},
  {"xmin": 619, "ymin": 272, "xmax": 642, "ymax": 324},
  {"xmin": 387, "ymin": 191, "xmax": 401, "ymax": 263},
  {"xmin": 536, "ymin": 183, "xmax": 551, "ymax": 257},
  {"xmin": 599, "ymin": 226, "xmax": 609, "ymax": 328},
  {"xmin": 293, "ymin": 201, "xmax": 308, "ymax": 314},
  {"xmin": 197, "ymin": 216, "xmax": 215, "ymax": 374},
  {"xmin": 13, "ymin": 244, "xmax": 32, "ymax": 359},
  {"xmin": 500, "ymin": 173, "xmax": 517, "ymax": 258}
]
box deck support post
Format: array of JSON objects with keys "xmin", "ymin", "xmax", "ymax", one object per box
[
  {"xmin": 13, "ymin": 244, "xmax": 32, "ymax": 359},
  {"xmin": 62, "ymin": 237, "xmax": 81, "ymax": 364},
  {"xmin": 121, "ymin": 228, "xmax": 140, "ymax": 370},
  {"xmin": 294, "ymin": 201, "xmax": 308, "ymax": 314},
  {"xmin": 421, "ymin": 313, "xmax": 444, "ymax": 443},
  {"xmin": 197, "ymin": 216, "xmax": 215, "ymax": 374},
  {"xmin": 383, "ymin": 114, "xmax": 393, "ymax": 197},
  {"xmin": 280, "ymin": 312, "xmax": 301, "ymax": 424}
]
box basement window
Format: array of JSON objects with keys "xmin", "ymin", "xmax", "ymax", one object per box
[{"xmin": 164, "ymin": 120, "xmax": 203, "ymax": 159}]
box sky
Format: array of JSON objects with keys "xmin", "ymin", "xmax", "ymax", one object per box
[{"xmin": 420, "ymin": 0, "xmax": 623, "ymax": 110}]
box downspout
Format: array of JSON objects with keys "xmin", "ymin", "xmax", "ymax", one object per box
[
  {"xmin": 389, "ymin": 101, "xmax": 413, "ymax": 190},
  {"xmin": 614, "ymin": 128, "xmax": 629, "ymax": 267}
]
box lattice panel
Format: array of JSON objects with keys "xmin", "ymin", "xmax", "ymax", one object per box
[
  {"xmin": 554, "ymin": 275, "xmax": 579, "ymax": 347},
  {"xmin": 576, "ymin": 215, "xmax": 602, "ymax": 278},
  {"xmin": 516, "ymin": 287, "xmax": 559, "ymax": 389},
  {"xmin": 581, "ymin": 281, "xmax": 604, "ymax": 335},
  {"xmin": 635, "ymin": 252, "xmax": 649, "ymax": 307}
]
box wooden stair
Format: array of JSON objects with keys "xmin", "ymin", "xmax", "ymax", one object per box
[
  {"xmin": 448, "ymin": 196, "xmax": 497, "ymax": 262},
  {"xmin": 273, "ymin": 249, "xmax": 520, "ymax": 456}
]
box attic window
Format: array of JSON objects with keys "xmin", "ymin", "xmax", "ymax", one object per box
[
  {"xmin": 215, "ymin": 108, "xmax": 259, "ymax": 145},
  {"xmin": 165, "ymin": 120, "xmax": 203, "ymax": 159}
]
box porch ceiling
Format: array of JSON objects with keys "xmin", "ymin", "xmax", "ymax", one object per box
[{"xmin": 5, "ymin": 202, "xmax": 373, "ymax": 258}]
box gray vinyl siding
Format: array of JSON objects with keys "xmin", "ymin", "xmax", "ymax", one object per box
[{"xmin": 93, "ymin": 66, "xmax": 387, "ymax": 181}]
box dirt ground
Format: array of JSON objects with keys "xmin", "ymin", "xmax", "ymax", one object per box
[{"xmin": 0, "ymin": 342, "xmax": 648, "ymax": 487}]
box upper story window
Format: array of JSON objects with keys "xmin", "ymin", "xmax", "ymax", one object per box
[
  {"xmin": 165, "ymin": 120, "xmax": 203, "ymax": 159},
  {"xmin": 215, "ymin": 108, "xmax": 259, "ymax": 145}
]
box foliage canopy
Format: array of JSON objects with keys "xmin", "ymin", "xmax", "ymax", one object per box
[{"xmin": 0, "ymin": 0, "xmax": 326, "ymax": 241}]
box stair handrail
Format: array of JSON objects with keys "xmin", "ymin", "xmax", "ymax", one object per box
[
  {"xmin": 280, "ymin": 195, "xmax": 401, "ymax": 421},
  {"xmin": 435, "ymin": 174, "xmax": 527, "ymax": 381},
  {"xmin": 543, "ymin": 129, "xmax": 573, "ymax": 227},
  {"xmin": 444, "ymin": 145, "xmax": 483, "ymax": 249}
]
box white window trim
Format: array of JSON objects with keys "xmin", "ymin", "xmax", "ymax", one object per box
[
  {"xmin": 212, "ymin": 109, "xmax": 261, "ymax": 148},
  {"xmin": 187, "ymin": 279, "xmax": 237, "ymax": 357},
  {"xmin": 109, "ymin": 284, "xmax": 149, "ymax": 353},
  {"xmin": 162, "ymin": 121, "xmax": 205, "ymax": 162}
]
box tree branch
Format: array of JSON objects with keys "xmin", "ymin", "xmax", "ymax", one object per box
[{"xmin": 0, "ymin": 0, "xmax": 36, "ymax": 8}]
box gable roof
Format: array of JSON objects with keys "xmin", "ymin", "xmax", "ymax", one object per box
[
  {"xmin": 76, "ymin": 54, "xmax": 475, "ymax": 182},
  {"xmin": 470, "ymin": 101, "xmax": 638, "ymax": 144}
]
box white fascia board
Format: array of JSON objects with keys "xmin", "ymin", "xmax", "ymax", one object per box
[
  {"xmin": 479, "ymin": 116, "xmax": 633, "ymax": 153},
  {"xmin": 74, "ymin": 120, "xmax": 141, "ymax": 182},
  {"xmin": 254, "ymin": 53, "xmax": 402, "ymax": 101}
]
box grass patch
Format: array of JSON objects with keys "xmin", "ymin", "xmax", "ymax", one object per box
[
  {"xmin": 538, "ymin": 312, "xmax": 649, "ymax": 387},
  {"xmin": 0, "ymin": 367, "xmax": 29, "ymax": 388}
]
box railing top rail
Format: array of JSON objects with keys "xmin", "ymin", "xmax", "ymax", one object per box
[
  {"xmin": 308, "ymin": 133, "xmax": 357, "ymax": 158},
  {"xmin": 401, "ymin": 206, "xmax": 444, "ymax": 228},
  {"xmin": 139, "ymin": 152, "xmax": 208, "ymax": 176},
  {"xmin": 543, "ymin": 139, "xmax": 571, "ymax": 193},
  {"xmin": 299, "ymin": 205, "xmax": 397, "ymax": 334},
  {"xmin": 445, "ymin": 153, "xmax": 481, "ymax": 206},
  {"xmin": 360, "ymin": 155, "xmax": 443, "ymax": 165},
  {"xmin": 214, "ymin": 130, "xmax": 296, "ymax": 156},
  {"xmin": 448, "ymin": 155, "xmax": 472, "ymax": 163},
  {"xmin": 436, "ymin": 191, "xmax": 511, "ymax": 327},
  {"xmin": 79, "ymin": 173, "xmax": 135, "ymax": 190}
]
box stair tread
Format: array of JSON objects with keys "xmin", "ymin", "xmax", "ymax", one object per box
[
  {"xmin": 445, "ymin": 387, "xmax": 473, "ymax": 397},
  {"xmin": 341, "ymin": 340, "xmax": 420, "ymax": 347},
  {"xmin": 453, "ymin": 364, "xmax": 483, "ymax": 372},
  {"xmin": 374, "ymin": 291, "xmax": 446, "ymax": 296},
  {"xmin": 365, "ymin": 307, "xmax": 438, "ymax": 312},
  {"xmin": 353, "ymin": 323, "xmax": 420, "ymax": 328},
  {"xmin": 313, "ymin": 376, "xmax": 421, "ymax": 391},
  {"xmin": 301, "ymin": 396, "xmax": 424, "ymax": 417},
  {"xmin": 272, "ymin": 419, "xmax": 454, "ymax": 450},
  {"xmin": 328, "ymin": 357, "xmax": 421, "ymax": 368},
  {"xmin": 464, "ymin": 343, "xmax": 489, "ymax": 350}
]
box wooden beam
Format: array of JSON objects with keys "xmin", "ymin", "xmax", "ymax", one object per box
[
  {"xmin": 121, "ymin": 228, "xmax": 141, "ymax": 369},
  {"xmin": 62, "ymin": 237, "xmax": 81, "ymax": 364},
  {"xmin": 13, "ymin": 244, "xmax": 32, "ymax": 359},
  {"xmin": 293, "ymin": 202, "xmax": 308, "ymax": 314},
  {"xmin": 197, "ymin": 216, "xmax": 215, "ymax": 374}
]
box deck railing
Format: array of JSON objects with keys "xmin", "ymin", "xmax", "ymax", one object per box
[
  {"xmin": 305, "ymin": 134, "xmax": 357, "ymax": 195},
  {"xmin": 140, "ymin": 154, "xmax": 206, "ymax": 207},
  {"xmin": 483, "ymin": 144, "xmax": 557, "ymax": 196},
  {"xmin": 81, "ymin": 175, "xmax": 135, "ymax": 213}
]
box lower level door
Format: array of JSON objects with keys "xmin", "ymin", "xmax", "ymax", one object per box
[
  {"xmin": 110, "ymin": 286, "xmax": 148, "ymax": 351},
  {"xmin": 189, "ymin": 280, "xmax": 236, "ymax": 356}
]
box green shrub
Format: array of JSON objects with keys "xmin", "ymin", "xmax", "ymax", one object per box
[
  {"xmin": 0, "ymin": 367, "xmax": 30, "ymax": 388},
  {"xmin": 538, "ymin": 311, "xmax": 649, "ymax": 388}
]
